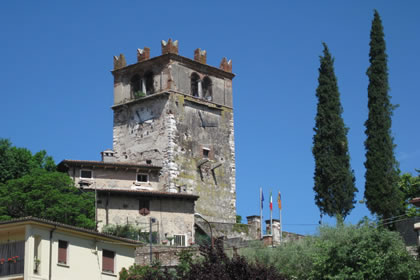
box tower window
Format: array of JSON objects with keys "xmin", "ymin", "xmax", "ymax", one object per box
[
  {"xmin": 191, "ymin": 73, "xmax": 200, "ymax": 97},
  {"xmin": 130, "ymin": 74, "xmax": 142, "ymax": 98},
  {"xmin": 203, "ymin": 148, "xmax": 210, "ymax": 158},
  {"xmin": 202, "ymin": 76, "xmax": 212, "ymax": 101},
  {"xmin": 145, "ymin": 71, "xmax": 154, "ymax": 95}
]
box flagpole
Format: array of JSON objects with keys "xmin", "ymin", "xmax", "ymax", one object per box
[
  {"xmin": 278, "ymin": 191, "xmax": 282, "ymax": 243},
  {"xmin": 260, "ymin": 187, "xmax": 263, "ymax": 239},
  {"xmin": 270, "ymin": 190, "xmax": 273, "ymax": 237},
  {"xmin": 280, "ymin": 207, "xmax": 282, "ymax": 243}
]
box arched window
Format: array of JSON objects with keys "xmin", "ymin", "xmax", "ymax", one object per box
[
  {"xmin": 202, "ymin": 76, "xmax": 212, "ymax": 101},
  {"xmin": 191, "ymin": 73, "xmax": 200, "ymax": 97},
  {"xmin": 144, "ymin": 71, "xmax": 154, "ymax": 95},
  {"xmin": 130, "ymin": 75, "xmax": 141, "ymax": 98}
]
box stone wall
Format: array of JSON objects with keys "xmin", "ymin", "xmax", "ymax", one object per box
[
  {"xmin": 135, "ymin": 246, "xmax": 199, "ymax": 267},
  {"xmin": 96, "ymin": 193, "xmax": 195, "ymax": 243}
]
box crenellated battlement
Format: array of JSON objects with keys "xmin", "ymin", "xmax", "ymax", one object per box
[{"xmin": 113, "ymin": 39, "xmax": 232, "ymax": 73}]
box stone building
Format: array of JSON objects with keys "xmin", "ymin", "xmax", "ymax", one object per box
[{"xmin": 58, "ymin": 39, "xmax": 237, "ymax": 245}]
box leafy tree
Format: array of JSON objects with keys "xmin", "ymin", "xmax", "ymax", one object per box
[
  {"xmin": 398, "ymin": 171, "xmax": 420, "ymax": 216},
  {"xmin": 0, "ymin": 169, "xmax": 95, "ymax": 228},
  {"xmin": 0, "ymin": 139, "xmax": 55, "ymax": 184},
  {"xmin": 364, "ymin": 10, "xmax": 402, "ymax": 221},
  {"xmin": 0, "ymin": 138, "xmax": 95, "ymax": 229},
  {"xmin": 312, "ymin": 43, "xmax": 357, "ymax": 219},
  {"xmin": 242, "ymin": 221, "xmax": 420, "ymax": 280}
]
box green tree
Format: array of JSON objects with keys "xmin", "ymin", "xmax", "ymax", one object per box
[
  {"xmin": 398, "ymin": 171, "xmax": 420, "ymax": 216},
  {"xmin": 0, "ymin": 169, "xmax": 95, "ymax": 228},
  {"xmin": 364, "ymin": 11, "xmax": 402, "ymax": 220},
  {"xmin": 312, "ymin": 43, "xmax": 357, "ymax": 219},
  {"xmin": 0, "ymin": 138, "xmax": 95, "ymax": 229},
  {"xmin": 0, "ymin": 139, "xmax": 55, "ymax": 184}
]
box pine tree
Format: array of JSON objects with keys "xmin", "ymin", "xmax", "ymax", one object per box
[
  {"xmin": 312, "ymin": 43, "xmax": 357, "ymax": 219},
  {"xmin": 364, "ymin": 10, "xmax": 402, "ymax": 220}
]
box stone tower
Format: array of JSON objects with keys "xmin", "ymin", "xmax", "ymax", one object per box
[{"xmin": 111, "ymin": 39, "xmax": 236, "ymax": 223}]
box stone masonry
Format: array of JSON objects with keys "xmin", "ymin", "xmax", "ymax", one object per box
[{"xmin": 111, "ymin": 39, "xmax": 236, "ymax": 223}]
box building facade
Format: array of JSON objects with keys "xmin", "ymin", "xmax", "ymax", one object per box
[{"xmin": 0, "ymin": 217, "xmax": 138, "ymax": 280}]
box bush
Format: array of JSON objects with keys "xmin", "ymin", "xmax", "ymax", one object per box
[
  {"xmin": 102, "ymin": 223, "xmax": 157, "ymax": 243},
  {"xmin": 241, "ymin": 220, "xmax": 420, "ymax": 280},
  {"xmin": 119, "ymin": 242, "xmax": 287, "ymax": 280}
]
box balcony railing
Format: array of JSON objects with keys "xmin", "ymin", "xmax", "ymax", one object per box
[{"xmin": 0, "ymin": 241, "xmax": 25, "ymax": 277}]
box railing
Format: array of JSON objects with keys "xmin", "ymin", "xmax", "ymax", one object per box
[{"xmin": 0, "ymin": 241, "xmax": 25, "ymax": 277}]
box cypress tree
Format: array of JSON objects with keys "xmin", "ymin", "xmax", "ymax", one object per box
[
  {"xmin": 364, "ymin": 10, "xmax": 402, "ymax": 220},
  {"xmin": 312, "ymin": 43, "xmax": 357, "ymax": 219}
]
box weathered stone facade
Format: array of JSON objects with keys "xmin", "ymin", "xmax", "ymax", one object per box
[
  {"xmin": 96, "ymin": 190, "xmax": 197, "ymax": 244},
  {"xmin": 111, "ymin": 41, "xmax": 236, "ymax": 223}
]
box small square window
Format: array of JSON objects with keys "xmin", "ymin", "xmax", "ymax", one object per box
[
  {"xmin": 80, "ymin": 170, "xmax": 92, "ymax": 179},
  {"xmin": 137, "ymin": 173, "xmax": 148, "ymax": 182},
  {"xmin": 203, "ymin": 148, "xmax": 210, "ymax": 158}
]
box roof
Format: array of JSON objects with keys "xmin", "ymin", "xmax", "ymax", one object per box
[
  {"xmin": 410, "ymin": 197, "xmax": 420, "ymax": 207},
  {"xmin": 57, "ymin": 159, "xmax": 162, "ymax": 171},
  {"xmin": 0, "ymin": 217, "xmax": 142, "ymax": 246},
  {"xmin": 92, "ymin": 188, "xmax": 199, "ymax": 200}
]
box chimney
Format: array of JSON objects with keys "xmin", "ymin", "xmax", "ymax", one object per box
[
  {"xmin": 194, "ymin": 48, "xmax": 207, "ymax": 64},
  {"xmin": 137, "ymin": 47, "xmax": 150, "ymax": 62},
  {"xmin": 101, "ymin": 150, "xmax": 116, "ymax": 163},
  {"xmin": 161, "ymin": 39, "xmax": 179, "ymax": 55},
  {"xmin": 219, "ymin": 57, "xmax": 232, "ymax": 72},
  {"xmin": 246, "ymin": 216, "xmax": 261, "ymax": 240},
  {"xmin": 113, "ymin": 53, "xmax": 126, "ymax": 70}
]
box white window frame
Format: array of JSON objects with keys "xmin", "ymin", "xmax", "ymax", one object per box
[
  {"xmin": 173, "ymin": 234, "xmax": 187, "ymax": 247},
  {"xmin": 136, "ymin": 173, "xmax": 149, "ymax": 183},
  {"xmin": 80, "ymin": 169, "xmax": 93, "ymax": 180}
]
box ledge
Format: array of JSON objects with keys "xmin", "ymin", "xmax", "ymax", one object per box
[
  {"xmin": 102, "ymin": 271, "xmax": 117, "ymax": 277},
  {"xmin": 57, "ymin": 263, "xmax": 70, "ymax": 268}
]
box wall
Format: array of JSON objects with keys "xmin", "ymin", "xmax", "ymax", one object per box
[
  {"xmin": 69, "ymin": 167, "xmax": 160, "ymax": 191},
  {"xmin": 22, "ymin": 224, "xmax": 135, "ymax": 280},
  {"xmin": 169, "ymin": 93, "xmax": 236, "ymax": 223},
  {"xmin": 96, "ymin": 194, "xmax": 195, "ymax": 244}
]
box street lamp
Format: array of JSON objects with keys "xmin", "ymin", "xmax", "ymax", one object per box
[
  {"xmin": 149, "ymin": 217, "xmax": 156, "ymax": 264},
  {"xmin": 194, "ymin": 213, "xmax": 213, "ymax": 249}
]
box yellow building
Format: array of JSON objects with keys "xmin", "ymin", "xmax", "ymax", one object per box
[{"xmin": 0, "ymin": 217, "xmax": 140, "ymax": 280}]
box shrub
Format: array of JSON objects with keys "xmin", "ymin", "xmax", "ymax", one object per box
[
  {"xmin": 120, "ymin": 242, "xmax": 287, "ymax": 280},
  {"xmin": 241, "ymin": 220, "xmax": 420, "ymax": 280},
  {"xmin": 102, "ymin": 223, "xmax": 157, "ymax": 243}
]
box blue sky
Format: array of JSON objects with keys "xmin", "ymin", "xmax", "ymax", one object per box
[{"xmin": 1, "ymin": 1, "xmax": 419, "ymax": 234}]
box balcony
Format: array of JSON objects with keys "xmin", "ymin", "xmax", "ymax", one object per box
[{"xmin": 0, "ymin": 241, "xmax": 24, "ymax": 278}]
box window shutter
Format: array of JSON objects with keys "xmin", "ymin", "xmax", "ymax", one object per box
[
  {"xmin": 102, "ymin": 250, "xmax": 115, "ymax": 273},
  {"xmin": 58, "ymin": 241, "xmax": 68, "ymax": 264}
]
